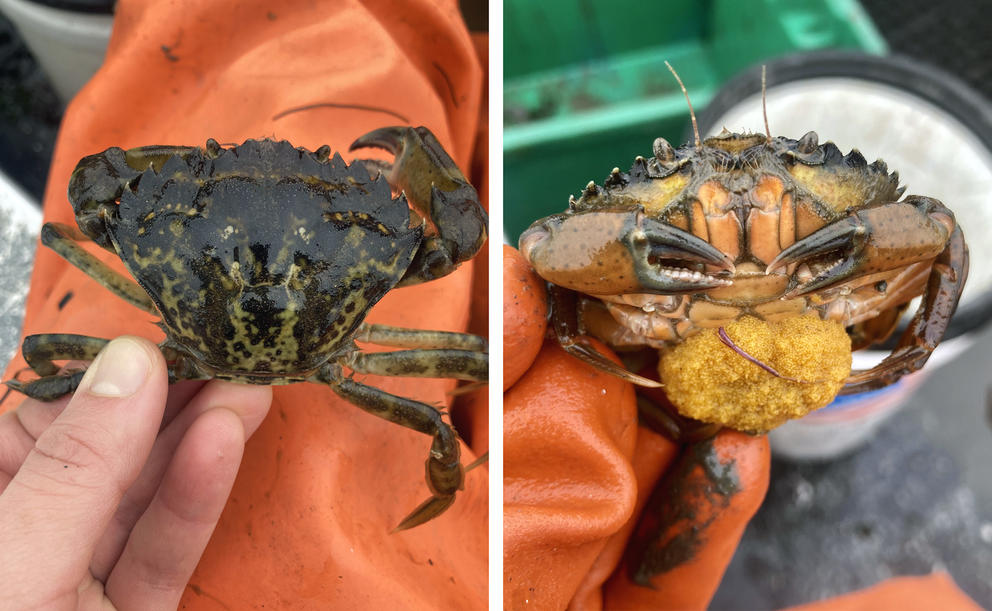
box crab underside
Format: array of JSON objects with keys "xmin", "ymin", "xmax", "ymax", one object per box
[{"xmin": 521, "ymin": 129, "xmax": 968, "ymax": 441}]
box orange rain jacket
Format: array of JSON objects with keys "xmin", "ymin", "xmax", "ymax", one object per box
[{"xmin": 1, "ymin": 1, "xmax": 488, "ymax": 608}]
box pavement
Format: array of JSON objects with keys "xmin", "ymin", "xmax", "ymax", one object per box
[{"xmin": 713, "ymin": 323, "xmax": 992, "ymax": 608}]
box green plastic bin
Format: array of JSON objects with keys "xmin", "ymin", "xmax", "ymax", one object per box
[{"xmin": 504, "ymin": 0, "xmax": 887, "ymax": 241}]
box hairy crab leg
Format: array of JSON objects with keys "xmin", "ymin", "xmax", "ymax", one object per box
[
  {"xmin": 549, "ymin": 284, "xmax": 662, "ymax": 388},
  {"xmin": 841, "ymin": 219, "xmax": 968, "ymax": 394},
  {"xmin": 41, "ymin": 223, "xmax": 158, "ymax": 315},
  {"xmin": 316, "ymin": 365, "xmax": 463, "ymax": 531},
  {"xmin": 4, "ymin": 334, "xmax": 110, "ymax": 401},
  {"xmin": 350, "ymin": 126, "xmax": 488, "ymax": 287},
  {"xmin": 354, "ymin": 323, "xmax": 488, "ymax": 351},
  {"xmin": 345, "ymin": 349, "xmax": 488, "ymax": 382}
]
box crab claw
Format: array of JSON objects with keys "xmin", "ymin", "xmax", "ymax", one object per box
[
  {"xmin": 351, "ymin": 126, "xmax": 487, "ymax": 286},
  {"xmin": 634, "ymin": 217, "xmax": 736, "ymax": 293},
  {"xmin": 766, "ymin": 216, "xmax": 866, "ymax": 297},
  {"xmin": 521, "ymin": 210, "xmax": 734, "ymax": 296},
  {"xmin": 349, "ymin": 125, "xmax": 402, "ymax": 152},
  {"xmin": 768, "ymin": 199, "xmax": 951, "ymax": 298},
  {"xmin": 349, "ymin": 126, "xmax": 471, "ymax": 216}
]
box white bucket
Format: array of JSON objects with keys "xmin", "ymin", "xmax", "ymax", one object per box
[{"xmin": 0, "ymin": 0, "xmax": 113, "ymax": 103}]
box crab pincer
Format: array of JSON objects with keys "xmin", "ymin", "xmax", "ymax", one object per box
[
  {"xmin": 350, "ymin": 126, "xmax": 488, "ymax": 286},
  {"xmin": 519, "ymin": 210, "xmax": 735, "ymax": 296},
  {"xmin": 766, "ymin": 195, "xmax": 967, "ymax": 393},
  {"xmin": 767, "ymin": 196, "xmax": 955, "ymax": 298},
  {"xmin": 520, "ymin": 209, "xmax": 734, "ymax": 388}
]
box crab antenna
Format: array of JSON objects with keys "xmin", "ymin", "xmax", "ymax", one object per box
[
  {"xmin": 762, "ymin": 64, "xmax": 771, "ymax": 144},
  {"xmin": 666, "ymin": 61, "xmax": 700, "ymax": 149}
]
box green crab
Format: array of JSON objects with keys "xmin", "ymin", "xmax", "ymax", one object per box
[
  {"xmin": 520, "ymin": 125, "xmax": 968, "ymax": 437},
  {"xmin": 5, "ymin": 126, "xmax": 488, "ymax": 530}
]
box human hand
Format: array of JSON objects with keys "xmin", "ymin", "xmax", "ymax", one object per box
[
  {"xmin": 503, "ymin": 246, "xmax": 771, "ymax": 610},
  {"xmin": 0, "ymin": 336, "xmax": 272, "ymax": 610}
]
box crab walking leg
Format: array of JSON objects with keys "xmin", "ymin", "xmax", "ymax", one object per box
[
  {"xmin": 345, "ymin": 349, "xmax": 488, "ymax": 382},
  {"xmin": 4, "ymin": 334, "xmax": 109, "ymax": 401},
  {"xmin": 842, "ymin": 220, "xmax": 968, "ymax": 394},
  {"xmin": 354, "ymin": 323, "xmax": 488, "ymax": 351},
  {"xmin": 350, "ymin": 126, "xmax": 488, "ymax": 286},
  {"xmin": 41, "ymin": 223, "xmax": 159, "ymax": 315},
  {"xmin": 549, "ymin": 284, "xmax": 662, "ymax": 388},
  {"xmin": 317, "ymin": 366, "xmax": 463, "ymax": 530},
  {"xmin": 637, "ymin": 396, "xmax": 722, "ymax": 444}
]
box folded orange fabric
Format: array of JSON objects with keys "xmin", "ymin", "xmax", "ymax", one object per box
[{"xmin": 1, "ymin": 1, "xmax": 488, "ymax": 607}]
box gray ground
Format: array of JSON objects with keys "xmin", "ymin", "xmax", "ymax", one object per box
[
  {"xmin": 0, "ymin": 196, "xmax": 38, "ymax": 368},
  {"xmin": 712, "ymin": 323, "xmax": 992, "ymax": 609}
]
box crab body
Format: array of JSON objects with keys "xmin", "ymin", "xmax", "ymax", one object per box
[
  {"xmin": 521, "ymin": 130, "xmax": 967, "ymax": 398},
  {"xmin": 111, "ymin": 139, "xmax": 421, "ymax": 381},
  {"xmin": 8, "ymin": 126, "xmax": 489, "ymax": 530}
]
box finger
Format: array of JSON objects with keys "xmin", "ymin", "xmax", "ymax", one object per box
[
  {"xmin": 1, "ymin": 361, "xmax": 105, "ymax": 486},
  {"xmin": 5, "ymin": 377, "xmax": 205, "ymax": 498},
  {"xmin": 503, "ymin": 244, "xmax": 548, "ymax": 391},
  {"xmin": 603, "ymin": 430, "xmax": 771, "ymax": 610},
  {"xmin": 10, "ymin": 395, "xmax": 72, "ymax": 439},
  {"xmin": 90, "ymin": 380, "xmax": 271, "ymax": 580},
  {"xmin": 0, "ymin": 408, "xmax": 48, "ymax": 490},
  {"xmin": 105, "ymin": 407, "xmax": 247, "ymax": 609},
  {"xmin": 571, "ymin": 426, "xmax": 679, "ymax": 610},
  {"xmin": 11, "ymin": 359, "xmax": 97, "ymax": 441},
  {"xmin": 0, "ymin": 336, "xmax": 168, "ymax": 600},
  {"xmin": 160, "ymin": 380, "xmax": 208, "ymax": 430}
]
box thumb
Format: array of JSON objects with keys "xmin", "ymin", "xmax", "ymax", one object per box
[{"xmin": 0, "ymin": 336, "xmax": 169, "ymax": 594}]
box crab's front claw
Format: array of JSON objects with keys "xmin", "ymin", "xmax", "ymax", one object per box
[
  {"xmin": 842, "ymin": 212, "xmax": 967, "ymax": 394},
  {"xmin": 350, "ymin": 126, "xmax": 487, "ymax": 286},
  {"xmin": 67, "ymin": 147, "xmax": 138, "ymax": 248},
  {"xmin": 769, "ymin": 197, "xmax": 954, "ymax": 298},
  {"xmin": 520, "ymin": 210, "xmax": 734, "ymax": 296}
]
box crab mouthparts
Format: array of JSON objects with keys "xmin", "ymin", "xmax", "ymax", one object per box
[{"xmin": 653, "ymin": 263, "xmax": 732, "ymax": 286}]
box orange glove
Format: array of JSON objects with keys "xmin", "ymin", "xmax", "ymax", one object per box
[
  {"xmin": 503, "ymin": 246, "xmax": 770, "ymax": 610},
  {"xmin": 784, "ymin": 573, "xmax": 982, "ymax": 611},
  {"xmin": 1, "ymin": 1, "xmax": 487, "ymax": 608}
]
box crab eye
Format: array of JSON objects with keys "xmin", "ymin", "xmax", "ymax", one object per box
[
  {"xmin": 652, "ymin": 137, "xmax": 676, "ymax": 163},
  {"xmin": 797, "ymin": 131, "xmax": 819, "ymax": 154}
]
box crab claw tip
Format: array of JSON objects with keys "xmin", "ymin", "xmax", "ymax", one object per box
[{"xmin": 349, "ymin": 126, "xmax": 408, "ymax": 154}]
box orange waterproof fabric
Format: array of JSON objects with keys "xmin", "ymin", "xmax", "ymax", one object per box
[
  {"xmin": 0, "ymin": 1, "xmax": 488, "ymax": 608},
  {"xmin": 503, "ymin": 247, "xmax": 770, "ymax": 611},
  {"xmin": 784, "ymin": 573, "xmax": 983, "ymax": 611}
]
